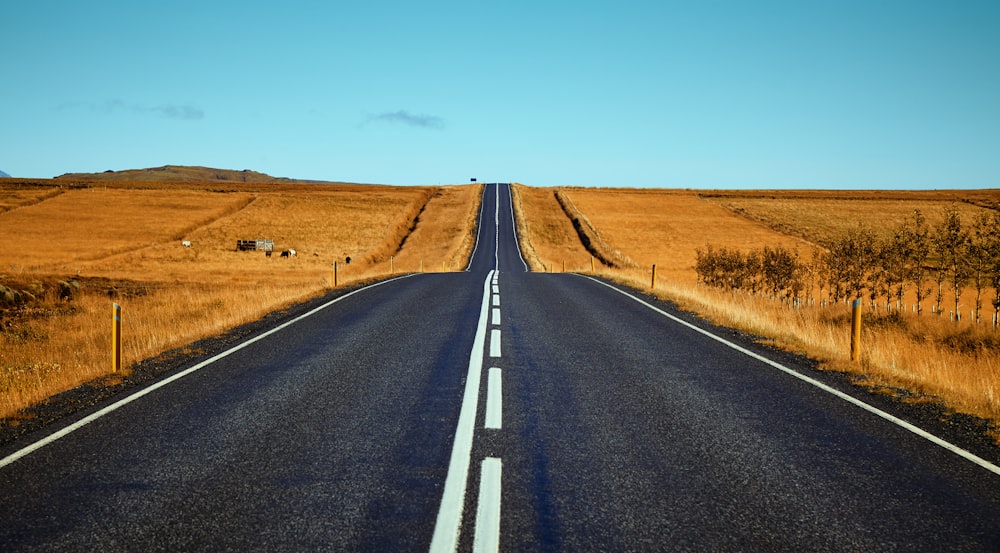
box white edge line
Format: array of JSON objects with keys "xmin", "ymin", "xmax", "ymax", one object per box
[
  {"xmin": 430, "ymin": 270, "xmax": 495, "ymax": 552},
  {"xmin": 505, "ymin": 184, "xmax": 529, "ymax": 272},
  {"xmin": 485, "ymin": 368, "xmax": 502, "ymax": 430},
  {"xmin": 578, "ymin": 274, "xmax": 1000, "ymax": 478},
  {"xmin": 465, "ymin": 183, "xmax": 488, "ymax": 271},
  {"xmin": 0, "ymin": 273, "xmax": 419, "ymax": 470},
  {"xmin": 473, "ymin": 457, "xmax": 502, "ymax": 553}
]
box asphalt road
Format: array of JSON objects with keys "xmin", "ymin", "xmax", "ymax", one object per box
[{"xmin": 2, "ymin": 183, "xmax": 999, "ymax": 551}]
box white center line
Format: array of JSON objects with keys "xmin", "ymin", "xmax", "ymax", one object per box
[
  {"xmin": 491, "ymin": 308, "xmax": 501, "ymax": 326},
  {"xmin": 485, "ymin": 368, "xmax": 502, "ymax": 429},
  {"xmin": 492, "ymin": 295, "xmax": 500, "ymax": 307},
  {"xmin": 489, "ymin": 329, "xmax": 501, "ymax": 358},
  {"xmin": 493, "ymin": 184, "xmax": 500, "ymax": 271},
  {"xmin": 473, "ymin": 457, "xmax": 503, "ymax": 553},
  {"xmin": 492, "ymin": 285, "xmax": 499, "ymax": 295},
  {"xmin": 430, "ymin": 270, "xmax": 495, "ymax": 552}
]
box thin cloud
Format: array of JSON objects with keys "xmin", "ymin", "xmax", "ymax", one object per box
[
  {"xmin": 58, "ymin": 99, "xmax": 204, "ymax": 120},
  {"xmin": 365, "ymin": 110, "xmax": 444, "ymax": 129}
]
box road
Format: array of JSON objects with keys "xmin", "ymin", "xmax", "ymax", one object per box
[{"xmin": 2, "ymin": 183, "xmax": 999, "ymax": 551}]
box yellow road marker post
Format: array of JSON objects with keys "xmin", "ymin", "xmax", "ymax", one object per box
[
  {"xmin": 851, "ymin": 299, "xmax": 862, "ymax": 363},
  {"xmin": 112, "ymin": 303, "xmax": 122, "ymax": 373}
]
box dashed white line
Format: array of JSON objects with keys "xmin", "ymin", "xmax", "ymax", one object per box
[
  {"xmin": 473, "ymin": 457, "xmax": 502, "ymax": 553},
  {"xmin": 493, "ymin": 184, "xmax": 500, "ymax": 271},
  {"xmin": 490, "ymin": 329, "xmax": 501, "ymax": 358},
  {"xmin": 485, "ymin": 368, "xmax": 502, "ymax": 430},
  {"xmin": 430, "ymin": 270, "xmax": 496, "ymax": 552},
  {"xmin": 492, "ymin": 295, "xmax": 500, "ymax": 307},
  {"xmin": 492, "ymin": 285, "xmax": 499, "ymax": 295},
  {"xmin": 491, "ymin": 308, "xmax": 501, "ymax": 326}
]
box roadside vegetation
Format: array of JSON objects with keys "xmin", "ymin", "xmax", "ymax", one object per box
[
  {"xmin": 512, "ymin": 184, "xmax": 1000, "ymax": 440},
  {"xmin": 0, "ymin": 178, "xmax": 480, "ymax": 419}
]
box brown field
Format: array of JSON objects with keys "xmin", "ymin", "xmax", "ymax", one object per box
[
  {"xmin": 0, "ymin": 180, "xmax": 480, "ymax": 418},
  {"xmin": 7, "ymin": 178, "xmax": 1000, "ymax": 442},
  {"xmin": 511, "ymin": 185, "xmax": 591, "ymax": 272},
  {"xmin": 514, "ymin": 186, "xmax": 1000, "ymax": 439},
  {"xmin": 700, "ymin": 189, "xmax": 995, "ymax": 245}
]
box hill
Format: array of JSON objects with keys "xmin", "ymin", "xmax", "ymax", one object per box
[
  {"xmin": 54, "ymin": 165, "xmax": 327, "ymax": 184},
  {"xmin": 0, "ymin": 169, "xmax": 10, "ymax": 178}
]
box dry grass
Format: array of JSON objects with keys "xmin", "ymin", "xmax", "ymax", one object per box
[
  {"xmin": 511, "ymin": 184, "xmax": 592, "ymax": 272},
  {"xmin": 701, "ymin": 191, "xmax": 994, "ymax": 244},
  {"xmin": 559, "ymin": 188, "xmax": 814, "ymax": 284},
  {"xmin": 0, "ymin": 180, "xmax": 480, "ymax": 418},
  {"xmin": 516, "ymin": 186, "xmax": 1000, "ymax": 434}
]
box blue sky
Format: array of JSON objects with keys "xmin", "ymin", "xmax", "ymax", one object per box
[{"xmin": 2, "ymin": 1, "xmax": 998, "ymax": 188}]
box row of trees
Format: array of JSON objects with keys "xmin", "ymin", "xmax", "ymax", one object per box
[{"xmin": 695, "ymin": 207, "xmax": 1000, "ymax": 323}]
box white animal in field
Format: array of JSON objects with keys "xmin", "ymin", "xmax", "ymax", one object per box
[{"xmin": 181, "ymin": 241, "xmax": 192, "ymax": 247}]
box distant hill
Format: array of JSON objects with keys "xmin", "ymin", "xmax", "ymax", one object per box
[
  {"xmin": 54, "ymin": 165, "xmax": 327, "ymax": 184},
  {"xmin": 0, "ymin": 169, "xmax": 10, "ymax": 178}
]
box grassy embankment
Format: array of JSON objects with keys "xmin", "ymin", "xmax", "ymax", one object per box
[
  {"xmin": 512, "ymin": 184, "xmax": 1000, "ymax": 439},
  {"xmin": 0, "ymin": 179, "xmax": 481, "ymax": 419}
]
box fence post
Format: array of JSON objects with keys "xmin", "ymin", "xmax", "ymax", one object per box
[
  {"xmin": 651, "ymin": 264, "xmax": 657, "ymax": 289},
  {"xmin": 112, "ymin": 303, "xmax": 122, "ymax": 373},
  {"xmin": 850, "ymin": 299, "xmax": 862, "ymax": 363},
  {"xmin": 591, "ymin": 256, "xmax": 595, "ymax": 272},
  {"xmin": 391, "ymin": 256, "xmax": 395, "ymax": 274},
  {"xmin": 332, "ymin": 261, "xmax": 338, "ymax": 287}
]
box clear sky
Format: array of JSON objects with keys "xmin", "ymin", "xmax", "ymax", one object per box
[{"xmin": 2, "ymin": 0, "xmax": 998, "ymax": 188}]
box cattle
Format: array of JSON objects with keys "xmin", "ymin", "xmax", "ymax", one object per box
[
  {"xmin": 288, "ymin": 249, "xmax": 297, "ymax": 256},
  {"xmin": 280, "ymin": 250, "xmax": 290, "ymax": 258},
  {"xmin": 181, "ymin": 241, "xmax": 192, "ymax": 247}
]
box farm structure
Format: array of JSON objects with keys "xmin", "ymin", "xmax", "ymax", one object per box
[{"xmin": 236, "ymin": 239, "xmax": 274, "ymax": 252}]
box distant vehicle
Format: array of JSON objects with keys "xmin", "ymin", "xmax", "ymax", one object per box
[{"xmin": 470, "ymin": 178, "xmax": 477, "ymax": 182}]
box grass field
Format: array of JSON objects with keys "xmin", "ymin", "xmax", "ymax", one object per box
[
  {"xmin": 7, "ymin": 178, "xmax": 1000, "ymax": 442},
  {"xmin": 1, "ymin": 179, "xmax": 480, "ymax": 419},
  {"xmin": 514, "ymin": 185, "xmax": 1000, "ymax": 439},
  {"xmin": 700, "ymin": 189, "xmax": 994, "ymax": 245}
]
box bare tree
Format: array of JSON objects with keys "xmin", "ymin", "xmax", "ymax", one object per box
[
  {"xmin": 811, "ymin": 249, "xmax": 828, "ymax": 306},
  {"xmin": 902, "ymin": 210, "xmax": 932, "ymax": 315},
  {"xmin": 881, "ymin": 227, "xmax": 911, "ymax": 312},
  {"xmin": 967, "ymin": 211, "xmax": 996, "ymax": 323},
  {"xmin": 828, "ymin": 226, "xmax": 878, "ymax": 301},
  {"xmin": 933, "ymin": 206, "xmax": 970, "ymax": 320}
]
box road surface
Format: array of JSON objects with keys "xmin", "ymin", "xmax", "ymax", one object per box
[{"xmin": 1, "ymin": 183, "xmax": 999, "ymax": 551}]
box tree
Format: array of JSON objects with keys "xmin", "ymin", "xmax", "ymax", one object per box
[
  {"xmin": 880, "ymin": 227, "xmax": 911, "ymax": 311},
  {"xmin": 806, "ymin": 249, "xmax": 824, "ymax": 306},
  {"xmin": 967, "ymin": 211, "xmax": 996, "ymax": 323},
  {"xmin": 828, "ymin": 226, "xmax": 878, "ymax": 301},
  {"xmin": 979, "ymin": 211, "xmax": 1000, "ymax": 326},
  {"xmin": 761, "ymin": 246, "xmax": 798, "ymax": 300},
  {"xmin": 902, "ymin": 210, "xmax": 932, "ymax": 315},
  {"xmin": 744, "ymin": 249, "xmax": 762, "ymax": 296},
  {"xmin": 933, "ymin": 207, "xmax": 970, "ymax": 320}
]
